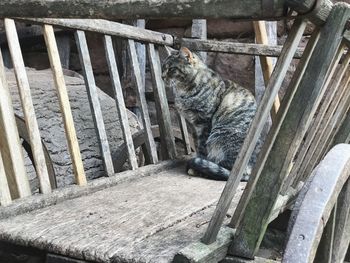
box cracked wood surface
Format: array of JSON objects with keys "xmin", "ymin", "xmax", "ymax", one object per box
[{"xmin": 0, "ymin": 166, "xmax": 245, "ymax": 262}]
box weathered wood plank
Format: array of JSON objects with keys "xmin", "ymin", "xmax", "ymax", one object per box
[
  {"xmin": 0, "ymin": 152, "xmax": 11, "ymax": 206},
  {"xmin": 147, "ymin": 44, "xmax": 177, "ymax": 160},
  {"xmin": 179, "ymin": 38, "xmax": 304, "ymax": 58},
  {"xmin": 0, "ymin": 43, "xmax": 31, "ymax": 199},
  {"xmin": 128, "ymin": 39, "xmax": 158, "ymax": 164},
  {"xmin": 230, "ymin": 27, "xmax": 320, "ymax": 229},
  {"xmin": 0, "ymin": 159, "xmax": 184, "ymax": 220},
  {"xmin": 75, "ymin": 30, "xmax": 114, "ymax": 176},
  {"xmin": 229, "ymin": 5, "xmax": 350, "ymax": 259},
  {"xmin": 191, "ymin": 19, "xmax": 207, "ymax": 62},
  {"xmin": 22, "ymin": 18, "xmax": 173, "ymax": 46},
  {"xmin": 289, "ymin": 50, "xmax": 350, "ymax": 188},
  {"xmin": 253, "ymin": 20, "xmax": 279, "ymax": 119},
  {"xmin": 0, "ymin": 0, "xmax": 287, "ymax": 19},
  {"xmin": 201, "ymin": 18, "xmax": 307, "ymax": 245},
  {"xmin": 283, "ymin": 144, "xmax": 350, "ymax": 263},
  {"xmin": 103, "ymin": 35, "xmax": 138, "ymax": 170},
  {"xmin": 5, "ymin": 18, "xmax": 52, "ymax": 195},
  {"xmin": 43, "ymin": 25, "xmax": 87, "ymax": 186}
]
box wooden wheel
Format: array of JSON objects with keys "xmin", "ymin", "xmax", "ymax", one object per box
[
  {"xmin": 15, "ymin": 115, "xmax": 57, "ymax": 190},
  {"xmin": 283, "ymin": 144, "xmax": 350, "ymax": 263}
]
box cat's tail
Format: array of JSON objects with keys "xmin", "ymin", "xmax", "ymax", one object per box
[
  {"xmin": 187, "ymin": 157, "xmax": 230, "ymax": 181},
  {"xmin": 187, "ymin": 157, "xmax": 251, "ymax": 181}
]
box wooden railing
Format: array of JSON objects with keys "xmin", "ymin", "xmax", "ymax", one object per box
[{"xmin": 0, "ymin": 18, "xmax": 182, "ymax": 206}]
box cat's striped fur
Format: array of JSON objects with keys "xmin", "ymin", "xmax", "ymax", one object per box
[{"xmin": 162, "ymin": 47, "xmax": 259, "ymax": 181}]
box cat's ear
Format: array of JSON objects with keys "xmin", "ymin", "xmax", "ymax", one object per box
[{"xmin": 180, "ymin": 47, "xmax": 194, "ymax": 64}]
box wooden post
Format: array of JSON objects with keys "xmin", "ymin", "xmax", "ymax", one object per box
[
  {"xmin": 0, "ymin": 47, "xmax": 31, "ymax": 199},
  {"xmin": 5, "ymin": 18, "xmax": 52, "ymax": 194},
  {"xmin": 229, "ymin": 4, "xmax": 350, "ymax": 258},
  {"xmin": 201, "ymin": 18, "xmax": 307, "ymax": 245},
  {"xmin": 332, "ymin": 108, "xmax": 350, "ymax": 145},
  {"xmin": 43, "ymin": 25, "xmax": 87, "ymax": 186},
  {"xmin": 103, "ymin": 35, "xmax": 138, "ymax": 170},
  {"xmin": 75, "ymin": 30, "xmax": 115, "ymax": 176}
]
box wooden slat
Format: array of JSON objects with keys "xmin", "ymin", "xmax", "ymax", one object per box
[
  {"xmin": 229, "ymin": 27, "xmax": 320, "ymax": 229},
  {"xmin": 127, "ymin": 39, "xmax": 158, "ymax": 164},
  {"xmin": 75, "ymin": 30, "xmax": 114, "ymax": 176},
  {"xmin": 43, "ymin": 24, "xmax": 87, "ymax": 186},
  {"xmin": 147, "ymin": 43, "xmax": 176, "ymax": 160},
  {"xmin": 289, "ymin": 51, "xmax": 350, "ymax": 188},
  {"xmin": 22, "ymin": 18, "xmax": 173, "ymax": 46},
  {"xmin": 302, "ymin": 83, "xmax": 350, "ymax": 180},
  {"xmin": 332, "ymin": 109, "xmax": 350, "ymax": 145},
  {"xmin": 0, "ymin": 42, "xmax": 31, "ymax": 199},
  {"xmin": 0, "ymin": 152, "xmax": 12, "ymax": 206},
  {"xmin": 103, "ymin": 35, "xmax": 138, "ymax": 170},
  {"xmin": 191, "ymin": 19, "xmax": 207, "ymax": 62},
  {"xmin": 201, "ymin": 18, "xmax": 307, "ymax": 245},
  {"xmin": 253, "ymin": 20, "xmax": 280, "ymax": 119},
  {"xmin": 4, "ymin": 18, "xmax": 52, "ymax": 194},
  {"xmin": 162, "ymin": 45, "xmax": 192, "ymax": 155},
  {"xmin": 230, "ymin": 5, "xmax": 350, "ymax": 259},
  {"xmin": 178, "ymin": 113, "xmax": 192, "ymax": 155},
  {"xmin": 179, "ymin": 38, "xmax": 304, "ymax": 58}
]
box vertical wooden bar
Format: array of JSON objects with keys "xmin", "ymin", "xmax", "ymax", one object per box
[
  {"xmin": 191, "ymin": 19, "xmax": 207, "ymax": 62},
  {"xmin": 127, "ymin": 39, "xmax": 158, "ymax": 164},
  {"xmin": 302, "ymin": 85, "xmax": 350, "ymax": 180},
  {"xmin": 290, "ymin": 53, "xmax": 350, "ymax": 188},
  {"xmin": 201, "ymin": 18, "xmax": 307, "ymax": 245},
  {"xmin": 282, "ymin": 48, "xmax": 350, "ymax": 192},
  {"xmin": 43, "ymin": 25, "xmax": 87, "ymax": 186},
  {"xmin": 332, "ymin": 108, "xmax": 350, "ymax": 145},
  {"xmin": 5, "ymin": 18, "xmax": 52, "ymax": 194},
  {"xmin": 0, "ymin": 46, "xmax": 31, "ymax": 199},
  {"xmin": 297, "ymin": 63, "xmax": 350, "ymax": 180},
  {"xmin": 75, "ymin": 30, "xmax": 115, "ymax": 176},
  {"xmin": 103, "ymin": 35, "xmax": 138, "ymax": 170},
  {"xmin": 229, "ymin": 28, "xmax": 320, "ymax": 229},
  {"xmin": 253, "ymin": 20, "xmax": 280, "ymax": 119},
  {"xmin": 229, "ymin": 5, "xmax": 349, "ymax": 259},
  {"xmin": 0, "ymin": 152, "xmax": 12, "ymax": 206},
  {"xmin": 162, "ymin": 45, "xmax": 192, "ymax": 155},
  {"xmin": 178, "ymin": 112, "xmax": 192, "ymax": 155},
  {"xmin": 147, "ymin": 43, "xmax": 177, "ymax": 159}
]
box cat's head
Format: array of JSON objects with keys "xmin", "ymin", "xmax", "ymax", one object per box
[{"xmin": 161, "ymin": 47, "xmax": 202, "ymax": 83}]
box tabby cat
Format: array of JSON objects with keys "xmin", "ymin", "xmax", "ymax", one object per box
[{"xmin": 162, "ymin": 47, "xmax": 259, "ymax": 181}]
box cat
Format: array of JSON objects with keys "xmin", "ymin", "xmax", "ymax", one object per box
[{"xmin": 161, "ymin": 47, "xmax": 260, "ymax": 181}]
